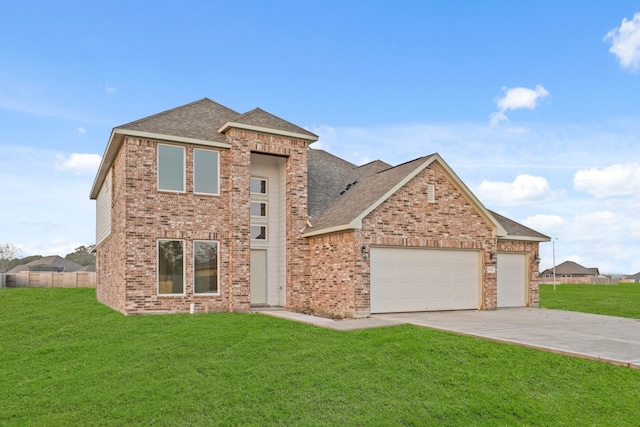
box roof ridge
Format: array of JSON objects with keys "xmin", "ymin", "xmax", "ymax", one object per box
[{"xmin": 117, "ymin": 98, "xmax": 240, "ymax": 128}]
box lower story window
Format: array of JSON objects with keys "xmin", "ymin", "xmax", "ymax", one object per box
[
  {"xmin": 158, "ymin": 240, "xmax": 184, "ymax": 294},
  {"xmin": 194, "ymin": 240, "xmax": 219, "ymax": 294}
]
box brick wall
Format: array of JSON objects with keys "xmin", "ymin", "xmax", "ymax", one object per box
[{"xmin": 306, "ymin": 232, "xmax": 361, "ymax": 318}]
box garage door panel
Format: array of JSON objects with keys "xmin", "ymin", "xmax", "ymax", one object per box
[
  {"xmin": 497, "ymin": 253, "xmax": 527, "ymax": 307},
  {"xmin": 370, "ymin": 247, "xmax": 479, "ymax": 313}
]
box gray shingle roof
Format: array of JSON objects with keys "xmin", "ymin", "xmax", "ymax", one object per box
[
  {"xmin": 541, "ymin": 261, "xmax": 600, "ymax": 276},
  {"xmin": 309, "ymin": 156, "xmax": 433, "ymax": 231},
  {"xmin": 489, "ymin": 210, "xmax": 550, "ymax": 241},
  {"xmin": 229, "ymin": 108, "xmax": 318, "ymax": 139},
  {"xmin": 117, "ymin": 98, "xmax": 240, "ymax": 143},
  {"xmin": 7, "ymin": 256, "xmax": 84, "ymax": 273}
]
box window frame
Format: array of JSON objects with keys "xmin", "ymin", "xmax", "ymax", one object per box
[
  {"xmin": 250, "ymin": 224, "xmax": 268, "ymax": 241},
  {"xmin": 250, "ymin": 201, "xmax": 268, "ymax": 218},
  {"xmin": 250, "ymin": 177, "xmax": 268, "ymax": 195},
  {"xmin": 157, "ymin": 144, "xmax": 186, "ymax": 193},
  {"xmin": 193, "ymin": 148, "xmax": 220, "ymax": 196},
  {"xmin": 157, "ymin": 239, "xmax": 185, "ymax": 296},
  {"xmin": 193, "ymin": 240, "xmax": 220, "ymax": 295}
]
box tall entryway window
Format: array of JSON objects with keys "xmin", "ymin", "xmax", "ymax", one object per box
[{"xmin": 250, "ymin": 154, "xmax": 286, "ymax": 306}]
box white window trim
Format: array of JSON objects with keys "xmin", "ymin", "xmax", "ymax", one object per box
[
  {"xmin": 250, "ymin": 201, "xmax": 268, "ymax": 219},
  {"xmin": 250, "ymin": 177, "xmax": 268, "ymax": 196},
  {"xmin": 157, "ymin": 239, "xmax": 186, "ymax": 296},
  {"xmin": 250, "ymin": 224, "xmax": 268, "ymax": 241},
  {"xmin": 157, "ymin": 143, "xmax": 186, "ymax": 193},
  {"xmin": 193, "ymin": 240, "xmax": 220, "ymax": 295},
  {"xmin": 193, "ymin": 148, "xmax": 220, "ymax": 196}
]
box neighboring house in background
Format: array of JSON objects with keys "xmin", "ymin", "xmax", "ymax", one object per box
[
  {"xmin": 621, "ymin": 272, "xmax": 640, "ymax": 283},
  {"xmin": 7, "ymin": 255, "xmax": 84, "ymax": 273},
  {"xmin": 540, "ymin": 261, "xmax": 600, "ymax": 279},
  {"xmin": 90, "ymin": 98, "xmax": 550, "ymax": 317}
]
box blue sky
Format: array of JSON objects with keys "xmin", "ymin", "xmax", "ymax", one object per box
[{"xmin": 1, "ymin": 1, "xmax": 639, "ymax": 274}]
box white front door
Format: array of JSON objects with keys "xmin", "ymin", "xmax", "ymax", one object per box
[
  {"xmin": 250, "ymin": 250, "xmax": 267, "ymax": 305},
  {"xmin": 497, "ymin": 253, "xmax": 527, "ymax": 307}
]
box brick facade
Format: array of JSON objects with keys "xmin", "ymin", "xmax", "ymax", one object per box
[{"xmin": 93, "ymin": 100, "xmax": 547, "ymax": 317}]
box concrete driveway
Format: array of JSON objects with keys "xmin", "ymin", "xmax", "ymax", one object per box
[{"xmin": 375, "ymin": 308, "xmax": 640, "ymax": 368}]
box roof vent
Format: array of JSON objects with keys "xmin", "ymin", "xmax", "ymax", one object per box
[{"xmin": 426, "ymin": 184, "xmax": 435, "ymax": 203}]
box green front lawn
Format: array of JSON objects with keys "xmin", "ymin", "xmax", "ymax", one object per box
[
  {"xmin": 540, "ymin": 283, "xmax": 640, "ymax": 319},
  {"xmin": 1, "ymin": 288, "xmax": 639, "ymax": 426}
]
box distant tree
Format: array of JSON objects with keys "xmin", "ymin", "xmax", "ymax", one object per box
[
  {"xmin": 65, "ymin": 245, "xmax": 96, "ymax": 267},
  {"xmin": 0, "ymin": 243, "xmax": 20, "ymax": 273}
]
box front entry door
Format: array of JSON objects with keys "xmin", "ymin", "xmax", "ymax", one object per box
[{"xmin": 250, "ymin": 250, "xmax": 267, "ymax": 305}]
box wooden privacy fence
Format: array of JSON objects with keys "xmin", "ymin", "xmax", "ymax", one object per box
[
  {"xmin": 539, "ymin": 276, "xmax": 619, "ymax": 285},
  {"xmin": 6, "ymin": 272, "xmax": 96, "ymax": 288}
]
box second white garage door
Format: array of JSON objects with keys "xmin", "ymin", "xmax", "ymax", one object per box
[
  {"xmin": 497, "ymin": 253, "xmax": 527, "ymax": 307},
  {"xmin": 370, "ymin": 247, "xmax": 480, "ymax": 313}
]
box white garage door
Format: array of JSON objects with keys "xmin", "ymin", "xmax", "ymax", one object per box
[
  {"xmin": 370, "ymin": 247, "xmax": 480, "ymax": 313},
  {"xmin": 497, "ymin": 253, "xmax": 527, "ymax": 307}
]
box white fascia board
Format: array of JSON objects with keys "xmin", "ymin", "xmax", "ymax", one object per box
[
  {"xmin": 498, "ymin": 235, "xmax": 552, "ymax": 242},
  {"xmin": 90, "ymin": 129, "xmax": 122, "ymax": 200},
  {"xmin": 218, "ymin": 121, "xmax": 319, "ymax": 143},
  {"xmin": 302, "ymin": 224, "xmax": 355, "ymax": 238},
  {"xmin": 116, "ymin": 129, "xmax": 231, "ymax": 149}
]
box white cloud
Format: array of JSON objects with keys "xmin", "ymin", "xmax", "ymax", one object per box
[
  {"xmin": 106, "ymin": 85, "xmax": 117, "ymax": 94},
  {"xmin": 476, "ymin": 174, "xmax": 556, "ymax": 206},
  {"xmin": 77, "ymin": 127, "xmax": 87, "ymax": 135},
  {"xmin": 55, "ymin": 153, "xmax": 102, "ymax": 174},
  {"xmin": 522, "ymin": 214, "xmax": 566, "ymax": 236},
  {"xmin": 604, "ymin": 12, "xmax": 640, "ymax": 72},
  {"xmin": 573, "ymin": 162, "xmax": 640, "ymax": 198},
  {"xmin": 489, "ymin": 85, "xmax": 549, "ymax": 126}
]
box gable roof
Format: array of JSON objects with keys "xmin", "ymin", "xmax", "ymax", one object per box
[
  {"xmin": 117, "ymin": 98, "xmax": 240, "ymax": 144},
  {"xmin": 541, "ymin": 261, "xmax": 600, "ymax": 276},
  {"xmin": 90, "ymin": 98, "xmax": 317, "ymax": 199},
  {"xmin": 304, "ymin": 153, "xmax": 515, "ymax": 238},
  {"xmin": 218, "ymin": 108, "xmax": 318, "ymax": 141},
  {"xmin": 7, "ymin": 255, "xmax": 84, "ymax": 273}
]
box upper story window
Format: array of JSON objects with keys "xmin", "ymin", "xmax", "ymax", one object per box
[
  {"xmin": 194, "ymin": 148, "xmax": 220, "ymax": 195},
  {"xmin": 158, "ymin": 144, "xmax": 185, "ymax": 192},
  {"xmin": 250, "ymin": 178, "xmax": 267, "ymax": 195}
]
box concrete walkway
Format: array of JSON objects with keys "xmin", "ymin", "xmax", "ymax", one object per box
[{"xmin": 257, "ymin": 308, "xmax": 640, "ymax": 368}]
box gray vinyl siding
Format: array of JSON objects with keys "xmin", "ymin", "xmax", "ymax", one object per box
[{"xmin": 96, "ymin": 169, "xmax": 112, "ymax": 245}]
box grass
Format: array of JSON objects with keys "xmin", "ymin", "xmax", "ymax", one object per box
[
  {"xmin": 1, "ymin": 289, "xmax": 639, "ymax": 426},
  {"xmin": 540, "ymin": 283, "xmax": 640, "ymax": 319}
]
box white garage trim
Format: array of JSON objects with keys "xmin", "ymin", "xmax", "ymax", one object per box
[
  {"xmin": 370, "ymin": 247, "xmax": 480, "ymax": 313},
  {"xmin": 497, "ymin": 253, "xmax": 528, "ymax": 307}
]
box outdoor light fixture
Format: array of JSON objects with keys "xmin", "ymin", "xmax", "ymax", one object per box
[
  {"xmin": 361, "ymin": 245, "xmax": 369, "ymax": 260},
  {"xmin": 489, "ymin": 252, "xmax": 495, "ymax": 260},
  {"xmin": 534, "ymin": 253, "xmax": 541, "ymax": 262}
]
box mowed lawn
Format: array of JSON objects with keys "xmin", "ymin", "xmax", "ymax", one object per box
[
  {"xmin": 1, "ymin": 289, "xmax": 639, "ymax": 426},
  {"xmin": 540, "ymin": 283, "xmax": 640, "ymax": 319}
]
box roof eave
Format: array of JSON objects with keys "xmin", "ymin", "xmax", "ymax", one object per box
[
  {"xmin": 217, "ymin": 121, "xmax": 319, "ymax": 143},
  {"xmin": 498, "ymin": 235, "xmax": 551, "ymax": 242},
  {"xmin": 302, "ymin": 224, "xmax": 356, "ymax": 238}
]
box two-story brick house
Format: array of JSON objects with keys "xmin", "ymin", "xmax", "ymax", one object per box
[{"xmin": 90, "ymin": 98, "xmax": 549, "ymax": 317}]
